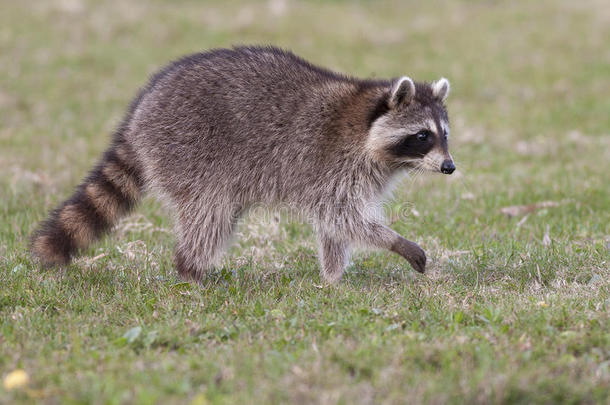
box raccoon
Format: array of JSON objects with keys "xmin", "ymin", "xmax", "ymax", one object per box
[{"xmin": 31, "ymin": 46, "xmax": 455, "ymax": 283}]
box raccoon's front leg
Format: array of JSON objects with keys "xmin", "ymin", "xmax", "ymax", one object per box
[
  {"xmin": 317, "ymin": 233, "xmax": 351, "ymax": 284},
  {"xmin": 353, "ymin": 221, "xmax": 426, "ymax": 274},
  {"xmin": 389, "ymin": 235, "xmax": 426, "ymax": 273}
]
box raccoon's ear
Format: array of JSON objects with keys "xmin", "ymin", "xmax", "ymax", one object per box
[
  {"xmin": 389, "ymin": 76, "xmax": 416, "ymax": 108},
  {"xmin": 432, "ymin": 77, "xmax": 450, "ymax": 102}
]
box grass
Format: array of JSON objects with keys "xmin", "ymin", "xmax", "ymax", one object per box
[{"xmin": 1, "ymin": 0, "xmax": 609, "ymax": 403}]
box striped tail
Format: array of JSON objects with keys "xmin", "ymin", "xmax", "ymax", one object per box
[{"xmin": 31, "ymin": 141, "xmax": 145, "ymax": 267}]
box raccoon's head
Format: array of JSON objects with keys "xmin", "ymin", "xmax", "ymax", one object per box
[{"xmin": 366, "ymin": 77, "xmax": 455, "ymax": 174}]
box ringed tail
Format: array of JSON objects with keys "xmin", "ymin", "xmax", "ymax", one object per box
[{"xmin": 30, "ymin": 139, "xmax": 145, "ymax": 266}]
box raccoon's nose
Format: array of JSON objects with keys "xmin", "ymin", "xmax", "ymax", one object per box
[{"xmin": 441, "ymin": 160, "xmax": 455, "ymax": 174}]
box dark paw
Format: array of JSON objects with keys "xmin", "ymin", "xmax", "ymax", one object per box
[
  {"xmin": 174, "ymin": 250, "xmax": 202, "ymax": 283},
  {"xmin": 406, "ymin": 245, "xmax": 426, "ymax": 273},
  {"xmin": 391, "ymin": 238, "xmax": 426, "ymax": 273}
]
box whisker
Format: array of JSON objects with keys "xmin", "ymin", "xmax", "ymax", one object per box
[{"xmin": 449, "ymin": 156, "xmax": 475, "ymax": 194}]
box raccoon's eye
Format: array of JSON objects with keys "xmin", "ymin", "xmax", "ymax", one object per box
[{"xmin": 417, "ymin": 130, "xmax": 431, "ymax": 141}]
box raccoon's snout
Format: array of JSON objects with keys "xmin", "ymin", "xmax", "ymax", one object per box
[{"xmin": 441, "ymin": 160, "xmax": 455, "ymax": 174}]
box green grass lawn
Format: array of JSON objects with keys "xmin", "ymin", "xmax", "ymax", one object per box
[{"xmin": 1, "ymin": 0, "xmax": 609, "ymax": 403}]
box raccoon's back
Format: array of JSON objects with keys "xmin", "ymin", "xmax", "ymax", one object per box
[
  {"xmin": 128, "ymin": 47, "xmax": 357, "ymax": 180},
  {"xmin": 131, "ymin": 46, "xmax": 352, "ymax": 139}
]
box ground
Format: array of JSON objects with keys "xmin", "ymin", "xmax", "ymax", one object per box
[{"xmin": 0, "ymin": 0, "xmax": 609, "ymax": 403}]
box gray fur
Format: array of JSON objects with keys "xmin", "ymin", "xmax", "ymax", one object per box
[{"xmin": 32, "ymin": 46, "xmax": 455, "ymax": 283}]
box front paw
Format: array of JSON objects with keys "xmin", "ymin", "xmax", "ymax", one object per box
[
  {"xmin": 406, "ymin": 244, "xmax": 426, "ymax": 273},
  {"xmin": 392, "ymin": 239, "xmax": 426, "ymax": 273}
]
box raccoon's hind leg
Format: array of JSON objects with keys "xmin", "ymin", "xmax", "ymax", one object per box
[
  {"xmin": 173, "ymin": 203, "xmax": 243, "ymax": 282},
  {"xmin": 317, "ymin": 233, "xmax": 351, "ymax": 284}
]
